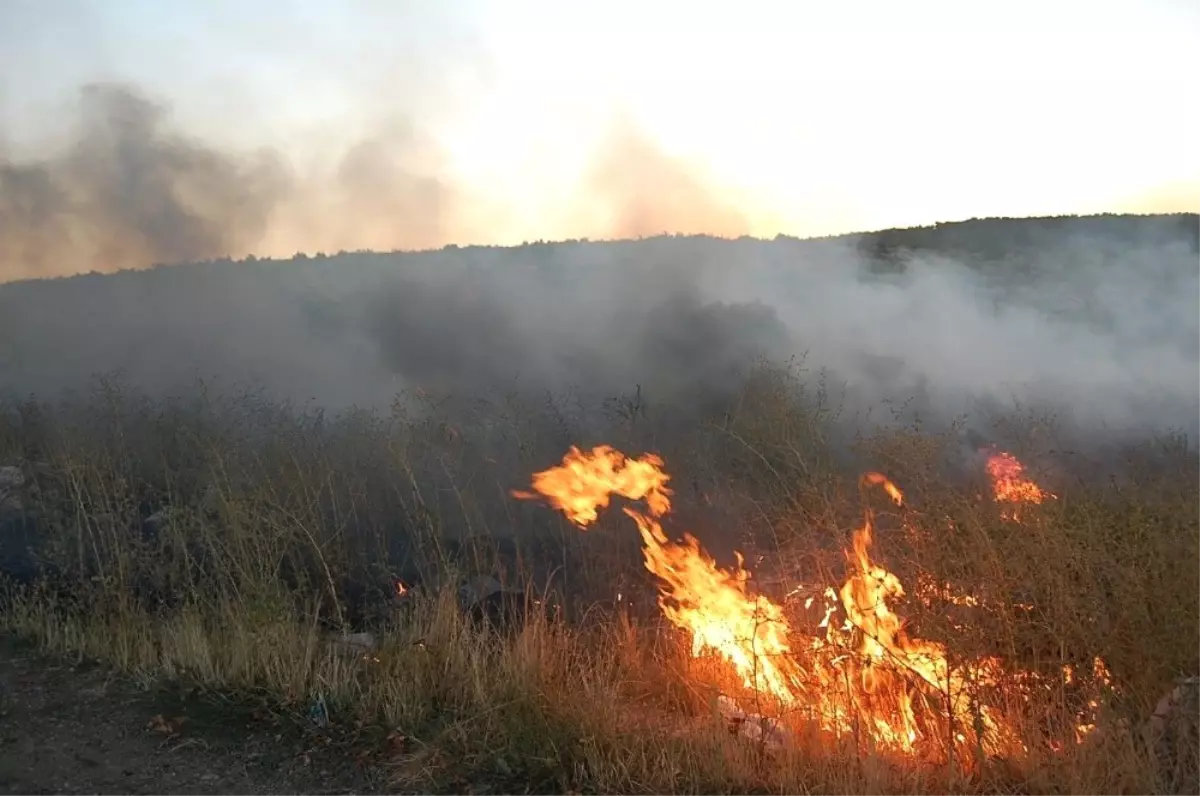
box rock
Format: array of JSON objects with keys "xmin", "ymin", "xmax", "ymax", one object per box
[
  {"xmin": 0, "ymin": 465, "xmax": 24, "ymax": 491},
  {"xmin": 354, "ymin": 573, "xmax": 419, "ymax": 628},
  {"xmin": 458, "ymin": 574, "xmax": 545, "ymax": 630},
  {"xmin": 199, "ymin": 483, "xmax": 224, "ymax": 518},
  {"xmin": 330, "ymin": 631, "xmax": 378, "ymax": 656},
  {"xmin": 458, "ymin": 574, "xmax": 503, "ymax": 606},
  {"xmin": 142, "ymin": 508, "xmax": 175, "ymax": 537},
  {"xmin": 1144, "ymin": 676, "xmax": 1199, "ymax": 793},
  {"xmin": 0, "ymin": 465, "xmax": 25, "ymax": 513},
  {"xmin": 336, "ymin": 569, "xmax": 419, "ymax": 630},
  {"xmin": 717, "ymin": 694, "xmax": 792, "ymax": 750}
]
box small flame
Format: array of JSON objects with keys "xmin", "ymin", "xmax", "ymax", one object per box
[
  {"xmin": 985, "ymin": 451, "xmax": 1055, "ymax": 520},
  {"xmin": 511, "ymin": 445, "xmax": 672, "ymax": 526},
  {"xmin": 863, "ymin": 470, "xmax": 904, "ymax": 506},
  {"xmin": 1073, "ymin": 657, "xmax": 1113, "ymax": 743},
  {"xmin": 913, "ymin": 573, "xmax": 981, "ymax": 608}
]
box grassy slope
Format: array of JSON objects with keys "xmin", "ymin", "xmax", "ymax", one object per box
[{"xmin": 0, "ymin": 215, "xmax": 1197, "ymax": 794}]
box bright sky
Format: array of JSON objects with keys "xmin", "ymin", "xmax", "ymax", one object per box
[{"xmin": 1, "ymin": 0, "xmax": 1197, "ymax": 246}]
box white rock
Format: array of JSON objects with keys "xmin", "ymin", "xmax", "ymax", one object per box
[
  {"xmin": 0, "ymin": 465, "xmax": 25, "ymax": 513},
  {"xmin": 330, "ymin": 631, "xmax": 378, "ymax": 655},
  {"xmin": 0, "ymin": 466, "xmax": 23, "ymax": 491},
  {"xmin": 717, "ymin": 694, "xmax": 792, "ymax": 750},
  {"xmin": 458, "ymin": 574, "xmax": 503, "ymax": 607},
  {"xmin": 1144, "ymin": 675, "xmax": 1199, "ymax": 789}
]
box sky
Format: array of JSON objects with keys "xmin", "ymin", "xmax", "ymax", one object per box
[{"xmin": 1, "ymin": 0, "xmax": 1197, "ymax": 255}]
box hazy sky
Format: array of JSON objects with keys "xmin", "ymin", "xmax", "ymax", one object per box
[{"xmin": 1, "ymin": 0, "xmax": 1197, "ymax": 250}]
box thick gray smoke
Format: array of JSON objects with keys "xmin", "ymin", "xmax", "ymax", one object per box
[
  {"xmin": 1, "ymin": 213, "xmax": 1197, "ymax": 450},
  {"xmin": 1, "ymin": 83, "xmax": 1197, "ymax": 447},
  {"xmin": 701, "ymin": 218, "xmax": 1200, "ymax": 441}
]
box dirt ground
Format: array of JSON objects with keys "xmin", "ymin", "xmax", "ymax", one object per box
[{"xmin": 0, "ymin": 635, "xmax": 394, "ymax": 795}]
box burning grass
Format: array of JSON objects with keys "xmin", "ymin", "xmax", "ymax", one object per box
[
  {"xmin": 512, "ymin": 445, "xmax": 1117, "ymax": 767},
  {"xmin": 0, "ymin": 369, "xmax": 1196, "ymax": 794}
]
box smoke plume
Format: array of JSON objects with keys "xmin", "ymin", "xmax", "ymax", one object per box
[
  {"xmin": 0, "ymin": 84, "xmax": 291, "ymax": 281},
  {"xmin": 0, "ymin": 84, "xmax": 760, "ymax": 281},
  {"xmin": 1, "ymin": 85, "xmax": 1197, "ymax": 451},
  {"xmin": 0, "ymin": 84, "xmax": 479, "ymax": 281},
  {"xmin": 569, "ymin": 121, "xmax": 752, "ymax": 240},
  {"xmin": 2, "ymin": 210, "xmax": 1197, "ymax": 449}
]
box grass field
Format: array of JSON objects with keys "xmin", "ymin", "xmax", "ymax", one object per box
[{"xmin": 0, "ymin": 364, "xmax": 1196, "ymax": 794}]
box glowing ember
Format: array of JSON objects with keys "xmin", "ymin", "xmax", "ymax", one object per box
[
  {"xmin": 914, "ymin": 573, "xmax": 980, "ymax": 609},
  {"xmin": 1072, "ymin": 657, "xmax": 1113, "ymax": 743},
  {"xmin": 514, "ymin": 445, "xmax": 1108, "ymax": 762}
]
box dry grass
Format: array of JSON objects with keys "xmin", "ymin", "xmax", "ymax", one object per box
[{"xmin": 0, "ymin": 367, "xmax": 1196, "ymax": 794}]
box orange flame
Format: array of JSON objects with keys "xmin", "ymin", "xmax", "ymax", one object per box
[
  {"xmin": 514, "ymin": 445, "xmax": 1107, "ymax": 761},
  {"xmin": 1072, "ymin": 657, "xmax": 1113, "ymax": 743},
  {"xmin": 511, "ymin": 445, "xmax": 672, "ymax": 526},
  {"xmin": 985, "ymin": 451, "xmax": 1055, "ymax": 520}
]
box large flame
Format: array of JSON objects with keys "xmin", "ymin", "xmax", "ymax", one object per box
[
  {"xmin": 517, "ymin": 445, "xmax": 803, "ymax": 702},
  {"xmin": 514, "ymin": 445, "xmax": 1107, "ymax": 761}
]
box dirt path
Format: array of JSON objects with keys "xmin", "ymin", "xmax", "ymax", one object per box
[{"xmin": 0, "ymin": 636, "xmax": 392, "ymax": 795}]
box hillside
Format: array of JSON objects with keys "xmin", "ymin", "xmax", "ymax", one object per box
[{"xmin": 1, "ymin": 213, "xmax": 1197, "ymax": 438}]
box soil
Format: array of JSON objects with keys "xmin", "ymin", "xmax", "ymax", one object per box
[{"xmin": 0, "ymin": 635, "xmax": 395, "ymax": 795}]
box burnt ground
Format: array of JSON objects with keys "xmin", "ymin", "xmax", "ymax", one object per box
[{"xmin": 0, "ymin": 635, "xmax": 396, "ymax": 795}]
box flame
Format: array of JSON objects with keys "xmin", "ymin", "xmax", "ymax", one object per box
[
  {"xmin": 510, "ymin": 445, "xmax": 672, "ymax": 526},
  {"xmin": 512, "ymin": 446, "xmax": 801, "ymax": 702},
  {"xmin": 985, "ymin": 451, "xmax": 1055, "ymax": 520},
  {"xmin": 514, "ymin": 445, "xmax": 1109, "ymax": 761},
  {"xmin": 913, "ymin": 573, "xmax": 980, "ymax": 608},
  {"xmin": 829, "ymin": 473, "xmax": 1013, "ymax": 754},
  {"xmin": 1072, "ymin": 657, "xmax": 1113, "ymax": 743},
  {"xmin": 511, "ymin": 449, "xmax": 1027, "ymax": 758}
]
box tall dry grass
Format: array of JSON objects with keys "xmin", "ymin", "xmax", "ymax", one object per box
[{"xmin": 0, "ymin": 365, "xmax": 1196, "ymax": 794}]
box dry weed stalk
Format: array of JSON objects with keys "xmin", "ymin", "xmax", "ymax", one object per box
[{"xmin": 0, "ymin": 370, "xmax": 1195, "ymax": 793}]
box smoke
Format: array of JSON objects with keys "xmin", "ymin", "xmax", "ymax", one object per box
[
  {"xmin": 0, "ymin": 84, "xmax": 479, "ymax": 281},
  {"xmin": 724, "ymin": 218, "xmax": 1200, "ymax": 443},
  {"xmin": 568, "ymin": 121, "xmax": 752, "ymax": 240},
  {"xmin": 363, "ymin": 265, "xmax": 791, "ymax": 419},
  {"xmin": 263, "ymin": 120, "xmax": 471, "ymax": 258},
  {"xmin": 0, "ymin": 84, "xmax": 1197, "ymax": 451},
  {"xmin": 0, "ymin": 83, "xmax": 764, "ymax": 281},
  {"xmin": 2, "ymin": 212, "xmax": 1196, "ymax": 452},
  {"xmin": 0, "ymin": 84, "xmax": 291, "ymax": 280}
]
